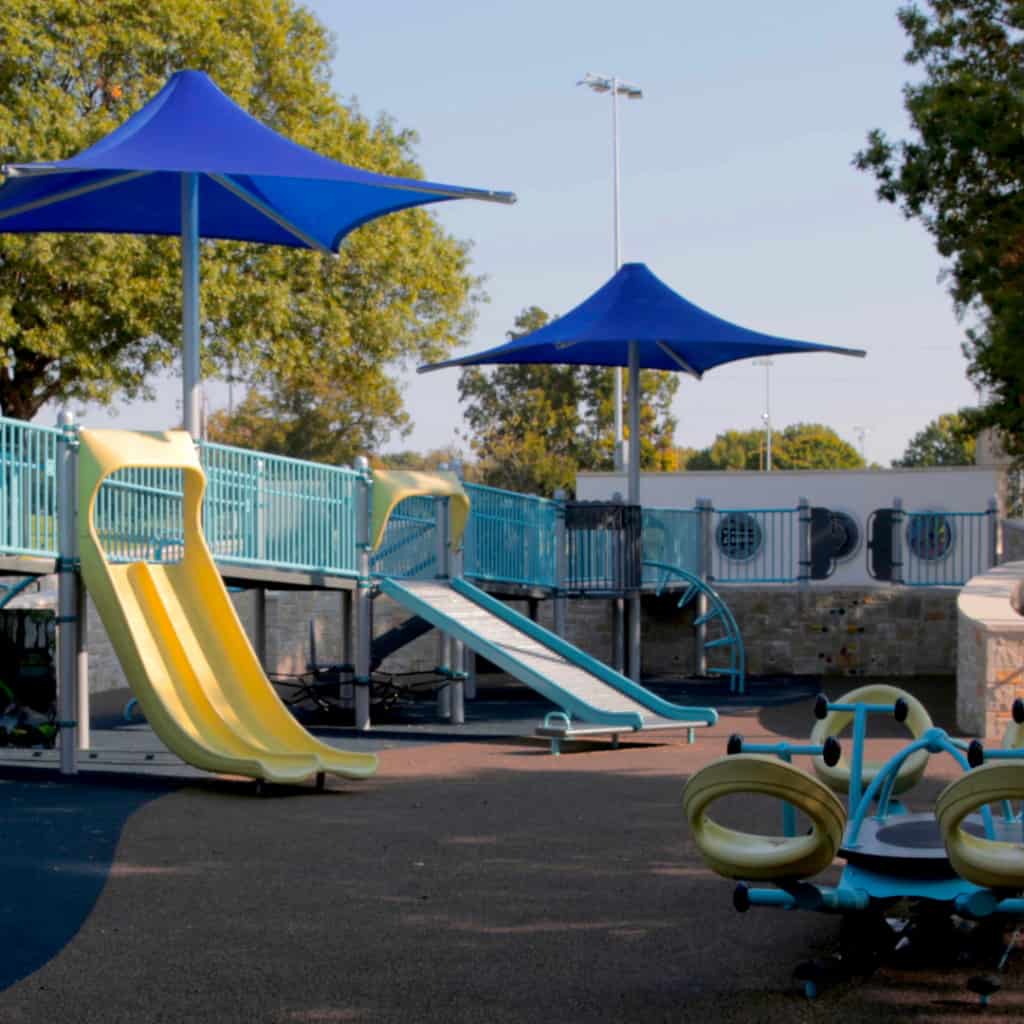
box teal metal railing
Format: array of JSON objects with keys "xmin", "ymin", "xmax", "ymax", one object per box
[
  {"xmin": 464, "ymin": 483, "xmax": 558, "ymax": 588},
  {"xmin": 200, "ymin": 443, "xmax": 360, "ymax": 576},
  {"xmin": 94, "ymin": 467, "xmax": 185, "ymax": 563},
  {"xmin": 371, "ymin": 494, "xmax": 437, "ymax": 579},
  {"xmin": 902, "ymin": 509, "xmax": 993, "ymax": 587},
  {"xmin": 709, "ymin": 506, "xmax": 801, "ymax": 584},
  {"xmin": 0, "ymin": 418, "xmax": 61, "ymax": 558},
  {"xmin": 641, "ymin": 507, "xmax": 701, "ymax": 584}
]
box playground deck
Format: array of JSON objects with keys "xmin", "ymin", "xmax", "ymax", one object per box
[{"xmin": 0, "ymin": 677, "xmax": 1019, "ymax": 1023}]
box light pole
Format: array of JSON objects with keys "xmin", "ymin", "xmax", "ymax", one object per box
[
  {"xmin": 577, "ymin": 71, "xmax": 643, "ymax": 474},
  {"xmin": 753, "ymin": 357, "xmax": 773, "ymax": 471},
  {"xmin": 854, "ymin": 424, "xmax": 871, "ymax": 465}
]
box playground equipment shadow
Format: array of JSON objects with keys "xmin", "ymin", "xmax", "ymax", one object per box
[{"xmin": 1, "ymin": 675, "xmax": 1014, "ymax": 1023}]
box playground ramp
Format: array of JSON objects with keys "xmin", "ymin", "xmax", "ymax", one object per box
[
  {"xmin": 380, "ymin": 577, "xmax": 717, "ymax": 735},
  {"xmin": 78, "ymin": 429, "xmax": 377, "ymax": 784}
]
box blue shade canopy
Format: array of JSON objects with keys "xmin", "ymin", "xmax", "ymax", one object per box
[
  {"xmin": 0, "ymin": 69, "xmax": 515, "ymax": 250},
  {"xmin": 420, "ymin": 262, "xmax": 864, "ymax": 378}
]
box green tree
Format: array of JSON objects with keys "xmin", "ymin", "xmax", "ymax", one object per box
[
  {"xmin": 854, "ymin": 1, "xmax": 1024, "ymax": 458},
  {"xmin": 0, "ymin": 0, "xmax": 478, "ymax": 421},
  {"xmin": 687, "ymin": 423, "xmax": 863, "ymax": 470},
  {"xmin": 892, "ymin": 410, "xmax": 977, "ymax": 466},
  {"xmin": 457, "ymin": 307, "xmax": 679, "ymax": 496}
]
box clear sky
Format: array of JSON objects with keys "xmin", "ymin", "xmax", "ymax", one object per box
[{"xmin": 69, "ymin": 0, "xmax": 980, "ymax": 467}]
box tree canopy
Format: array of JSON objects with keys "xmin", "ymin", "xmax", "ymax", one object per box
[
  {"xmin": 892, "ymin": 410, "xmax": 977, "ymax": 466},
  {"xmin": 457, "ymin": 307, "xmax": 680, "ymax": 496},
  {"xmin": 687, "ymin": 423, "xmax": 864, "ymax": 470},
  {"xmin": 854, "ymin": 0, "xmax": 1024, "ymax": 459},
  {"xmin": 0, "ymin": 0, "xmax": 479, "ymax": 426}
]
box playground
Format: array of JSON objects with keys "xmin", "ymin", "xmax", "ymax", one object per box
[
  {"xmin": 1, "ymin": 677, "xmax": 1021, "ymax": 1024},
  {"xmin": 0, "ymin": 65, "xmax": 1021, "ymax": 1022}
]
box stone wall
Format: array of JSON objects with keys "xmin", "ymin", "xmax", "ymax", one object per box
[
  {"xmin": 956, "ymin": 561, "xmax": 1024, "ymax": 738},
  {"xmin": 11, "ymin": 578, "xmax": 960, "ymax": 698}
]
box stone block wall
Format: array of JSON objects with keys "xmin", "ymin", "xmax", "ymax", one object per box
[
  {"xmin": 956, "ymin": 561, "xmax": 1024, "ymax": 738},
  {"xmin": 13, "ymin": 578, "xmax": 960, "ymax": 698}
]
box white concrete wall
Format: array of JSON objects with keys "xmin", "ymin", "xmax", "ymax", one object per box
[{"xmin": 578, "ymin": 467, "xmax": 999, "ymax": 586}]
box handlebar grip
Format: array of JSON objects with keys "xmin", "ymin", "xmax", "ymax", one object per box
[
  {"xmin": 726, "ymin": 734, "xmax": 743, "ymax": 756},
  {"xmin": 822, "ymin": 736, "xmax": 841, "ymax": 767},
  {"xmin": 1013, "ymin": 699, "xmax": 1024, "ymax": 725},
  {"xmin": 813, "ymin": 694, "xmax": 829, "ymax": 720},
  {"xmin": 967, "ymin": 739, "xmax": 985, "ymax": 769},
  {"xmin": 893, "ymin": 697, "xmax": 909, "ymax": 723}
]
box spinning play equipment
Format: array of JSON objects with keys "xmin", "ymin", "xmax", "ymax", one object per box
[
  {"xmin": 683, "ymin": 686, "xmax": 1024, "ymax": 1001},
  {"xmin": 78, "ymin": 429, "xmax": 378, "ymax": 785}
]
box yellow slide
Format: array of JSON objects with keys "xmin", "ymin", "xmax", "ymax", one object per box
[{"xmin": 78, "ymin": 429, "xmax": 378, "ymax": 784}]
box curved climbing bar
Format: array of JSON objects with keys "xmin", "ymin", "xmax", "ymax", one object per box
[
  {"xmin": 644, "ymin": 560, "xmax": 745, "ymax": 693},
  {"xmin": 683, "ymin": 755, "xmax": 847, "ymax": 881}
]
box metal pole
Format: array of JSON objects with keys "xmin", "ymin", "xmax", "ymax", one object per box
[
  {"xmin": 354, "ymin": 456, "xmax": 372, "ymax": 730},
  {"xmin": 253, "ymin": 588, "xmax": 267, "ymax": 668},
  {"xmin": 695, "ymin": 498, "xmax": 710, "ymax": 676},
  {"xmin": 765, "ymin": 361, "xmax": 773, "ymax": 471},
  {"xmin": 987, "ymin": 495, "xmax": 1000, "ymax": 568},
  {"xmin": 612, "ymin": 77, "xmax": 624, "ymax": 473},
  {"xmin": 626, "ymin": 342, "xmax": 643, "ymax": 682},
  {"xmin": 340, "ymin": 589, "xmax": 353, "ymax": 667},
  {"xmin": 76, "ymin": 582, "xmax": 89, "ymax": 751},
  {"xmin": 181, "ymin": 173, "xmax": 201, "ymax": 439},
  {"xmin": 553, "ymin": 489, "xmax": 568, "ymax": 637},
  {"xmin": 798, "ymin": 496, "xmax": 810, "ymax": 589},
  {"xmin": 56, "ymin": 411, "xmax": 77, "ymax": 774},
  {"xmin": 892, "ymin": 497, "xmax": 904, "ymax": 586},
  {"xmin": 449, "ymin": 499, "xmax": 465, "ymax": 726},
  {"xmin": 435, "ymin": 497, "xmax": 452, "ymax": 720},
  {"xmin": 627, "ymin": 339, "xmax": 641, "ymax": 505}
]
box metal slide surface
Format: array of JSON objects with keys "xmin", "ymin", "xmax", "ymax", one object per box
[
  {"xmin": 380, "ymin": 577, "xmax": 717, "ymax": 731},
  {"xmin": 78, "ymin": 429, "xmax": 377, "ymax": 783}
]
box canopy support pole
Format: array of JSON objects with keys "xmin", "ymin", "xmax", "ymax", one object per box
[
  {"xmin": 181, "ymin": 173, "xmax": 201, "ymax": 439},
  {"xmin": 627, "ymin": 339, "xmax": 642, "ymax": 681},
  {"xmin": 627, "ymin": 340, "xmax": 640, "ymax": 505}
]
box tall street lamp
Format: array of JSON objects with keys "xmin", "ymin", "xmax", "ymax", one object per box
[
  {"xmin": 753, "ymin": 357, "xmax": 773, "ymax": 471},
  {"xmin": 578, "ymin": 71, "xmax": 643, "ymax": 473}
]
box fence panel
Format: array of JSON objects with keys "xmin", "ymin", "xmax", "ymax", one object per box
[
  {"xmin": 463, "ymin": 483, "xmax": 558, "ymax": 588},
  {"xmin": 709, "ymin": 506, "xmax": 800, "ymax": 584},
  {"xmin": 641, "ymin": 507, "xmax": 700, "ymax": 585},
  {"xmin": 200, "ymin": 443, "xmax": 360, "ymax": 576},
  {"xmin": 902, "ymin": 509, "xmax": 993, "ymax": 587},
  {"xmin": 0, "ymin": 419, "xmax": 61, "ymax": 558},
  {"xmin": 371, "ymin": 495, "xmax": 438, "ymax": 579},
  {"xmin": 94, "ymin": 467, "xmax": 185, "ymax": 563}
]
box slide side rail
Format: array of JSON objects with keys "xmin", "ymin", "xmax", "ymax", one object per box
[{"xmin": 450, "ymin": 578, "xmax": 718, "ymax": 725}]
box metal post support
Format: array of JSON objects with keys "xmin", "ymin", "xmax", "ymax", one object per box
[
  {"xmin": 435, "ymin": 497, "xmax": 452, "ymax": 719},
  {"xmin": 695, "ymin": 498, "xmax": 712, "ymax": 676},
  {"xmin": 798, "ymin": 496, "xmax": 810, "ymax": 589},
  {"xmin": 448, "ymin": 500, "xmax": 465, "ymax": 726},
  {"xmin": 892, "ymin": 498, "xmax": 904, "ymax": 586},
  {"xmin": 253, "ymin": 588, "xmax": 267, "ymax": 668},
  {"xmin": 76, "ymin": 582, "xmax": 90, "ymax": 751},
  {"xmin": 181, "ymin": 172, "xmax": 202, "ymax": 439},
  {"xmin": 340, "ymin": 589, "xmax": 353, "ymax": 667},
  {"xmin": 553, "ymin": 489, "xmax": 568, "ymax": 637},
  {"xmin": 255, "ymin": 458, "xmax": 266, "ymax": 562},
  {"xmin": 56, "ymin": 412, "xmax": 78, "ymax": 774},
  {"xmin": 987, "ymin": 495, "xmax": 1000, "ymax": 568},
  {"xmin": 612, "ymin": 598, "xmax": 625, "ymax": 673},
  {"xmin": 353, "ymin": 457, "xmax": 372, "ymax": 731},
  {"xmin": 628, "ymin": 592, "xmax": 641, "ymax": 682}
]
